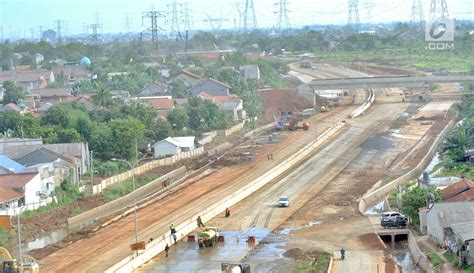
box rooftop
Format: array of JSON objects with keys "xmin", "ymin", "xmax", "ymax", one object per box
[
  {"xmin": 441, "ymin": 179, "xmax": 474, "ymax": 202},
  {"xmin": 30, "ymin": 88, "xmax": 72, "ymax": 98},
  {"xmin": 145, "ymin": 98, "xmax": 174, "ymax": 110},
  {"xmin": 0, "ymin": 155, "xmax": 26, "ymax": 174},
  {"xmin": 450, "ymin": 221, "xmax": 474, "ymax": 242},
  {"xmin": 0, "ymin": 186, "xmax": 23, "ymax": 203},
  {"xmin": 428, "ymin": 202, "xmax": 474, "ymax": 228},
  {"xmin": 0, "ymin": 172, "xmax": 38, "ymax": 188}
]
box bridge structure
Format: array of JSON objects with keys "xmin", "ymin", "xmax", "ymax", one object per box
[{"xmin": 310, "ymin": 76, "xmax": 474, "ymax": 90}]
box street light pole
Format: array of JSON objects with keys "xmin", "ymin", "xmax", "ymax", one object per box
[{"xmin": 16, "ymin": 211, "xmax": 22, "ymax": 266}]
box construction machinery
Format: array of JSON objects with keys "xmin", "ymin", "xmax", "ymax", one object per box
[
  {"xmin": 320, "ymin": 105, "xmax": 329, "ymax": 112},
  {"xmin": 0, "ymin": 247, "xmax": 39, "ymax": 273},
  {"xmin": 197, "ymin": 227, "xmax": 219, "ymax": 248},
  {"xmin": 276, "ymin": 113, "xmax": 309, "ymax": 131}
]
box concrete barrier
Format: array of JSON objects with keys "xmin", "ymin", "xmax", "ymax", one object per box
[
  {"xmin": 68, "ymin": 167, "xmax": 187, "ymax": 229},
  {"xmin": 198, "ymin": 131, "xmax": 217, "ymax": 146},
  {"xmin": 106, "ymin": 122, "xmax": 347, "ymax": 273},
  {"xmin": 243, "ymin": 122, "xmax": 275, "ymax": 138},
  {"xmin": 93, "ymin": 147, "xmax": 204, "ymax": 194},
  {"xmin": 208, "ymin": 142, "xmax": 233, "ymax": 156},
  {"xmin": 351, "ymin": 89, "xmax": 375, "ymax": 119},
  {"xmin": 359, "ymin": 120, "xmax": 455, "ymax": 213},
  {"xmin": 408, "ymin": 230, "xmax": 434, "ymax": 273},
  {"xmin": 218, "ymin": 122, "xmax": 245, "ymax": 137}
]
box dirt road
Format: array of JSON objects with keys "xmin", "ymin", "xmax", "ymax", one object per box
[
  {"xmin": 38, "ymin": 104, "xmax": 357, "ymax": 272},
  {"xmin": 331, "ymin": 251, "xmax": 386, "ymax": 273}
]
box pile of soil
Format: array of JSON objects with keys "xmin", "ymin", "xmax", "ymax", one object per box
[
  {"xmin": 358, "ymin": 233, "xmax": 386, "ymax": 250},
  {"xmin": 258, "ymin": 89, "xmax": 313, "ymax": 124},
  {"xmin": 283, "ymin": 248, "xmax": 321, "ymax": 261}
]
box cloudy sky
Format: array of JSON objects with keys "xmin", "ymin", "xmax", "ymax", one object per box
[{"xmin": 0, "ymin": 0, "xmax": 472, "ymax": 39}]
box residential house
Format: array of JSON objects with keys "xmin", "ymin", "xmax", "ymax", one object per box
[
  {"xmin": 0, "ymin": 155, "xmax": 26, "ymax": 174},
  {"xmin": 34, "ymin": 53, "xmax": 44, "ymax": 65},
  {"xmin": 465, "ymin": 149, "xmax": 474, "ymax": 164},
  {"xmin": 0, "ymin": 172, "xmax": 50, "ymax": 208},
  {"xmin": 445, "ymin": 222, "xmax": 474, "ymax": 265},
  {"xmin": 441, "ymin": 179, "xmax": 474, "ymax": 202},
  {"xmin": 14, "ymin": 70, "xmax": 55, "ymax": 91},
  {"xmin": 240, "ymin": 64, "xmax": 260, "ymax": 80},
  {"xmin": 189, "ymin": 78, "xmax": 230, "ymax": 97},
  {"xmin": 111, "ymin": 90, "xmax": 131, "ymax": 102},
  {"xmin": 153, "ymin": 136, "xmax": 196, "ymax": 158},
  {"xmin": 216, "ymin": 99, "xmax": 246, "ymax": 120},
  {"xmin": 0, "ymin": 103, "xmax": 23, "ymax": 114},
  {"xmin": 140, "ymin": 82, "xmax": 168, "ymax": 97},
  {"xmin": 174, "ymin": 98, "xmax": 188, "ymax": 106},
  {"xmin": 30, "ymin": 87, "xmax": 73, "ymax": 104},
  {"xmin": 177, "ymin": 61, "xmax": 196, "ymax": 68},
  {"xmin": 37, "ymin": 102, "xmax": 53, "ymax": 112},
  {"xmin": 0, "ymin": 138, "xmax": 90, "ymax": 181},
  {"xmin": 0, "ymin": 186, "xmax": 24, "ymax": 211},
  {"xmin": 139, "ymin": 96, "xmax": 174, "ymax": 118},
  {"xmin": 170, "ymin": 70, "xmax": 202, "ymax": 87},
  {"xmin": 16, "ymin": 148, "xmax": 77, "ymax": 186},
  {"xmin": 53, "ymin": 65, "xmax": 91, "ymax": 85},
  {"xmin": 419, "ymin": 202, "xmax": 474, "ymax": 245}
]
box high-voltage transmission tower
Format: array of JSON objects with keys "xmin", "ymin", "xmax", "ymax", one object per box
[
  {"xmin": 243, "ymin": 0, "xmax": 258, "ymax": 32},
  {"xmin": 364, "ymin": 0, "xmax": 374, "ymax": 20},
  {"xmin": 54, "ymin": 20, "xmax": 64, "ymax": 45},
  {"xmin": 142, "ymin": 10, "xmax": 165, "ymax": 48},
  {"xmin": 123, "ymin": 13, "xmax": 132, "ymax": 32},
  {"xmin": 347, "ymin": 0, "xmax": 360, "ymax": 32},
  {"xmin": 275, "ymin": 0, "xmax": 291, "ymax": 32},
  {"xmin": 410, "ymin": 0, "xmax": 425, "ymax": 23},
  {"xmin": 89, "ymin": 23, "xmax": 102, "ymax": 58},
  {"xmin": 235, "ymin": 2, "xmax": 245, "ymax": 30},
  {"xmin": 168, "ymin": 0, "xmax": 182, "ymax": 35},
  {"xmin": 183, "ymin": 3, "xmax": 193, "ymax": 31},
  {"xmin": 429, "ymin": 0, "xmax": 449, "ymax": 19}
]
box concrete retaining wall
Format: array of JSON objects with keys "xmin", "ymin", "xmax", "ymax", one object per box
[
  {"xmin": 93, "ymin": 147, "xmax": 204, "ymax": 194},
  {"xmin": 198, "ymin": 131, "xmax": 217, "ymax": 146},
  {"xmin": 359, "ymin": 120, "xmax": 455, "ymax": 213},
  {"xmin": 408, "ymin": 230, "xmax": 434, "ymax": 273},
  {"xmin": 243, "ymin": 122, "xmax": 274, "ymax": 138},
  {"xmin": 105, "ymin": 122, "xmax": 346, "ymax": 273},
  {"xmin": 218, "ymin": 122, "xmax": 245, "ymax": 137},
  {"xmin": 207, "ymin": 142, "xmax": 233, "ymax": 156},
  {"xmin": 351, "ymin": 89, "xmax": 374, "ymax": 119},
  {"xmin": 68, "ymin": 167, "xmax": 187, "ymax": 229}
]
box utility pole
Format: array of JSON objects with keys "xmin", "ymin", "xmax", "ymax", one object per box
[
  {"xmin": 168, "ymin": 0, "xmax": 182, "ymax": 36},
  {"xmin": 54, "ymin": 20, "xmax": 64, "ymax": 45},
  {"xmin": 90, "ymin": 151, "xmax": 94, "ymax": 192},
  {"xmin": 183, "ymin": 3, "xmax": 192, "ymax": 32},
  {"xmin": 142, "ymin": 10, "xmax": 165, "ymax": 49},
  {"xmin": 429, "ymin": 0, "xmax": 449, "ymax": 19},
  {"xmin": 347, "ymin": 0, "xmax": 360, "ymax": 32},
  {"xmin": 89, "ymin": 23, "xmax": 102, "ymax": 58},
  {"xmin": 243, "ymin": 0, "xmax": 257, "ymax": 32},
  {"xmin": 275, "ymin": 0, "xmax": 291, "ymax": 32}
]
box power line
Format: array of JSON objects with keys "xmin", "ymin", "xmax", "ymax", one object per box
[
  {"xmin": 183, "ymin": 3, "xmax": 193, "ymax": 32},
  {"xmin": 142, "ymin": 10, "xmax": 165, "ymax": 49},
  {"xmin": 429, "ymin": 0, "xmax": 449, "ymax": 19},
  {"xmin": 411, "ymin": 0, "xmax": 425, "ymax": 23},
  {"xmin": 89, "ymin": 23, "xmax": 102, "ymax": 58},
  {"xmin": 243, "ymin": 0, "xmax": 258, "ymax": 32},
  {"xmin": 124, "ymin": 13, "xmax": 132, "ymax": 33},
  {"xmin": 168, "ymin": 0, "xmax": 182, "ymax": 35},
  {"xmin": 347, "ymin": 0, "xmax": 360, "ymax": 32},
  {"xmin": 275, "ymin": 0, "xmax": 291, "ymax": 32}
]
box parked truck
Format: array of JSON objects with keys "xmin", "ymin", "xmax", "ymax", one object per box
[
  {"xmin": 197, "ymin": 227, "xmax": 219, "ymax": 248},
  {"xmin": 0, "ymin": 247, "xmax": 39, "ymax": 273},
  {"xmin": 276, "ymin": 114, "xmax": 309, "ymax": 131}
]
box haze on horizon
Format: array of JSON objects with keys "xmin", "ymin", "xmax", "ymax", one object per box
[{"xmin": 0, "ymin": 0, "xmax": 473, "ymax": 40}]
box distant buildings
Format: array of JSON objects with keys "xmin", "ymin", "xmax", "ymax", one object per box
[
  {"xmin": 190, "ymin": 78, "xmax": 230, "ymax": 97},
  {"xmin": 153, "ymin": 136, "xmax": 196, "ymax": 158},
  {"xmin": 240, "ymin": 64, "xmax": 260, "ymax": 80}
]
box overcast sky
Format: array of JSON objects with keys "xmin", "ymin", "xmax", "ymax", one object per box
[{"xmin": 0, "ymin": 0, "xmax": 472, "ymax": 39}]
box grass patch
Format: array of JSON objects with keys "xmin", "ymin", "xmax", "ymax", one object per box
[
  {"xmin": 463, "ymin": 265, "xmax": 474, "ymax": 273},
  {"xmin": 102, "ymin": 176, "xmax": 155, "ymax": 202},
  {"xmin": 0, "ymin": 227, "xmax": 13, "ymax": 245},
  {"xmin": 443, "ymin": 251, "xmax": 455, "ymax": 263},
  {"xmin": 295, "ymin": 252, "xmax": 331, "ymax": 273},
  {"xmin": 427, "ymin": 251, "xmax": 444, "ymax": 267}
]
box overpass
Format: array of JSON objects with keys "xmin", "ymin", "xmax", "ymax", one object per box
[{"xmin": 310, "ymin": 76, "xmax": 474, "ymax": 90}]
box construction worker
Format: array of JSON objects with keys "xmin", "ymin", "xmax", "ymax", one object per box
[
  {"xmin": 169, "ymin": 224, "xmax": 176, "ymax": 235},
  {"xmin": 340, "ymin": 247, "xmax": 346, "ymax": 260},
  {"xmin": 197, "ymin": 216, "xmax": 205, "ymax": 228},
  {"xmin": 165, "ymin": 244, "xmax": 170, "ymax": 257},
  {"xmin": 172, "ymin": 233, "xmax": 177, "ymax": 244},
  {"xmin": 225, "ymin": 208, "xmax": 230, "ymax": 218}
]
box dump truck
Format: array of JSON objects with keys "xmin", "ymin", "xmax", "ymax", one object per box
[
  {"xmin": 197, "ymin": 227, "xmax": 219, "ymax": 248},
  {"xmin": 0, "ymin": 247, "xmax": 39, "ymax": 273},
  {"xmin": 276, "ymin": 114, "xmax": 309, "ymax": 131}
]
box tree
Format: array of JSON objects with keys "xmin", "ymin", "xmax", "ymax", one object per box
[
  {"xmin": 169, "ymin": 80, "xmax": 188, "ymax": 98},
  {"xmin": 167, "ymin": 107, "xmax": 188, "ymax": 131},
  {"xmin": 57, "ymin": 128, "xmax": 81, "ymax": 143},
  {"xmin": 92, "ymin": 82, "xmax": 112, "ymax": 108},
  {"xmin": 89, "ymin": 123, "xmax": 114, "ymax": 159},
  {"xmin": 443, "ymin": 122, "xmax": 474, "ymax": 162},
  {"xmin": 109, "ymin": 118, "xmax": 145, "ymax": 159},
  {"xmin": 2, "ymin": 81, "xmax": 25, "ymax": 104},
  {"xmin": 42, "ymin": 103, "xmax": 72, "ymax": 128},
  {"xmin": 148, "ymin": 118, "xmax": 173, "ymax": 141},
  {"xmin": 401, "ymin": 186, "xmax": 442, "ymax": 225}
]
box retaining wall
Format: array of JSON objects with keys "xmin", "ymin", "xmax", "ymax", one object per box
[
  {"xmin": 198, "ymin": 131, "xmax": 217, "ymax": 146},
  {"xmin": 408, "ymin": 230, "xmax": 434, "ymax": 273},
  {"xmin": 106, "ymin": 122, "xmax": 346, "ymax": 273},
  {"xmin": 208, "ymin": 142, "xmax": 233, "ymax": 156},
  {"xmin": 351, "ymin": 89, "xmax": 375, "ymax": 119},
  {"xmin": 243, "ymin": 122, "xmax": 274, "ymax": 138},
  {"xmin": 218, "ymin": 122, "xmax": 245, "ymax": 137},
  {"xmin": 93, "ymin": 147, "xmax": 203, "ymax": 194},
  {"xmin": 68, "ymin": 167, "xmax": 187, "ymax": 229},
  {"xmin": 359, "ymin": 120, "xmax": 455, "ymax": 213}
]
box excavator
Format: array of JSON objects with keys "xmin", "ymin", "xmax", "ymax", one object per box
[{"xmin": 0, "ymin": 246, "xmax": 39, "ymax": 273}]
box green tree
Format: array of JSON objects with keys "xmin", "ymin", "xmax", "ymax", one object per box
[
  {"xmin": 92, "ymin": 82, "xmax": 112, "ymax": 107},
  {"xmin": 2, "ymin": 80, "xmax": 26, "ymax": 104},
  {"xmin": 89, "ymin": 123, "xmax": 114, "ymax": 159},
  {"xmin": 57, "ymin": 128, "xmax": 81, "ymax": 143},
  {"xmin": 401, "ymin": 186, "xmax": 442, "ymax": 225},
  {"xmin": 443, "ymin": 123, "xmax": 474, "ymax": 162},
  {"xmin": 109, "ymin": 118, "xmax": 145, "ymax": 159},
  {"xmin": 169, "ymin": 80, "xmax": 188, "ymax": 98},
  {"xmin": 167, "ymin": 107, "xmax": 188, "ymax": 131},
  {"xmin": 148, "ymin": 118, "xmax": 173, "ymax": 141},
  {"xmin": 41, "ymin": 103, "xmax": 72, "ymax": 128}
]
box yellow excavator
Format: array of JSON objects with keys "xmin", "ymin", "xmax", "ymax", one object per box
[{"xmin": 0, "ymin": 246, "xmax": 39, "ymax": 273}]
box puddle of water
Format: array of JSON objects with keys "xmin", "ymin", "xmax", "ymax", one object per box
[
  {"xmin": 390, "ymin": 243, "xmax": 423, "ymax": 273},
  {"xmin": 26, "ymin": 228, "xmax": 70, "ymax": 252}
]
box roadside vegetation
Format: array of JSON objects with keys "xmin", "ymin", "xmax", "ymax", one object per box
[{"xmin": 295, "ymin": 252, "xmax": 331, "ymax": 273}]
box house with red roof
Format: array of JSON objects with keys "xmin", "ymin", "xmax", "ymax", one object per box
[{"xmin": 441, "ymin": 179, "xmax": 474, "ymax": 202}]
